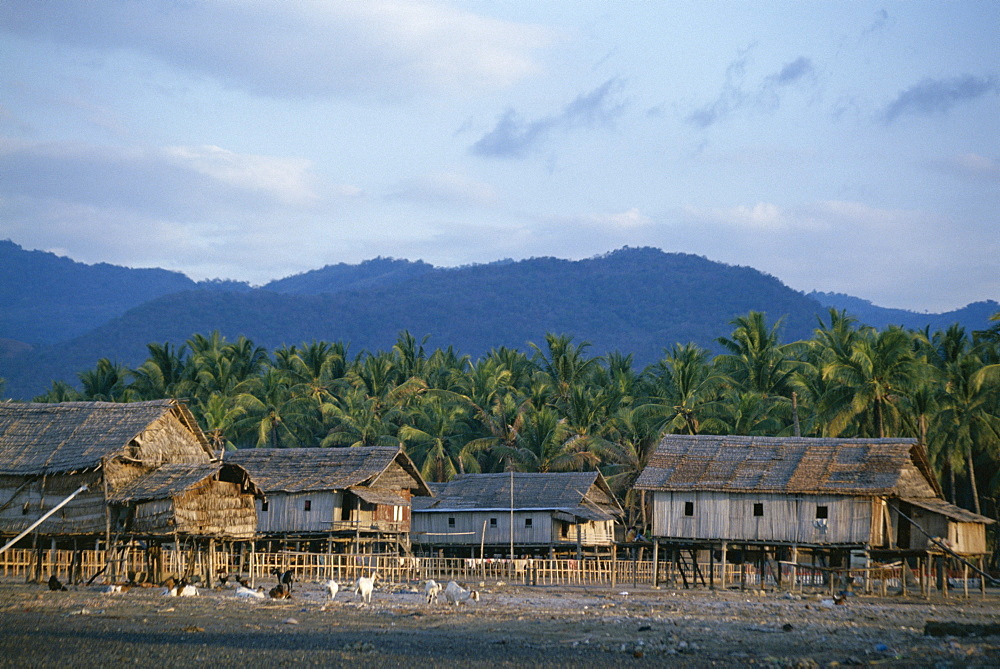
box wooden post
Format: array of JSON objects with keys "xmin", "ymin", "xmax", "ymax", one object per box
[
  {"xmin": 652, "ymin": 540, "xmax": 659, "ymax": 588},
  {"xmin": 611, "ymin": 544, "xmax": 617, "ymax": 589},
  {"xmin": 980, "ymin": 557, "xmax": 986, "ymax": 599},
  {"xmin": 963, "ymin": 562, "xmax": 969, "ymax": 598},
  {"xmin": 709, "ymin": 544, "xmax": 715, "ymax": 590},
  {"xmin": 207, "ymin": 539, "xmax": 215, "ymax": 588},
  {"xmin": 720, "ymin": 542, "xmax": 728, "ymax": 590},
  {"xmin": 790, "ymin": 545, "xmax": 797, "ymax": 594},
  {"xmin": 936, "ymin": 555, "xmax": 946, "ymax": 598}
]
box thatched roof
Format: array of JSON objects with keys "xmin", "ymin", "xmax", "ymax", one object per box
[
  {"xmin": 414, "ymin": 472, "xmax": 623, "ymax": 522},
  {"xmin": 0, "ymin": 400, "xmax": 212, "ymax": 476},
  {"xmin": 109, "ymin": 462, "xmax": 263, "ymax": 503},
  {"xmin": 225, "ymin": 446, "xmax": 431, "ymax": 496},
  {"xmin": 900, "ymin": 497, "xmax": 995, "ymax": 525},
  {"xmin": 634, "ymin": 434, "xmax": 928, "ymax": 496}
]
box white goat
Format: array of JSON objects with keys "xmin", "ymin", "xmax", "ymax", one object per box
[
  {"xmin": 235, "ymin": 585, "xmax": 266, "ymax": 600},
  {"xmin": 444, "ymin": 580, "xmax": 479, "ymax": 606},
  {"xmin": 163, "ymin": 584, "xmax": 198, "ymax": 597},
  {"xmin": 424, "ymin": 579, "xmax": 442, "ymax": 605},
  {"xmin": 353, "ymin": 573, "xmax": 378, "ymax": 605},
  {"xmin": 323, "ymin": 579, "xmax": 339, "ymax": 601}
]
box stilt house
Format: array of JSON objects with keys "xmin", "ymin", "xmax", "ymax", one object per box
[
  {"xmin": 411, "ymin": 472, "xmax": 623, "ymax": 557},
  {"xmin": 109, "ymin": 462, "xmax": 262, "ymax": 540},
  {"xmin": 634, "ymin": 435, "xmax": 993, "ymax": 557},
  {"xmin": 224, "ymin": 446, "xmax": 432, "ymax": 549},
  {"xmin": 0, "ymin": 400, "xmax": 216, "ymax": 545}
]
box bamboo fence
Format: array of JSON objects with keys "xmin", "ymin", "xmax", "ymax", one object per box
[{"xmin": 0, "ymin": 547, "xmax": 984, "ymax": 597}]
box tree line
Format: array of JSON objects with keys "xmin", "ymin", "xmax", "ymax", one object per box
[{"xmin": 27, "ymin": 310, "xmax": 1000, "ymax": 527}]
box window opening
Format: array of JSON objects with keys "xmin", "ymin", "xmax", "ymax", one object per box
[
  {"xmin": 684, "ymin": 501, "xmax": 695, "ymax": 516},
  {"xmin": 753, "ymin": 503, "xmax": 764, "ymax": 517}
]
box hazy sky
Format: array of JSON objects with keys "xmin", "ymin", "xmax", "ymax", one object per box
[{"xmin": 1, "ymin": 1, "xmax": 997, "ymax": 312}]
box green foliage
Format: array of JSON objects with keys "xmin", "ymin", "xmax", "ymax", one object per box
[{"xmin": 27, "ymin": 308, "xmax": 1000, "ymax": 525}]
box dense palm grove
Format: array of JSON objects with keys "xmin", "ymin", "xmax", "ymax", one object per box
[{"xmin": 22, "ymin": 310, "xmax": 1000, "ymax": 530}]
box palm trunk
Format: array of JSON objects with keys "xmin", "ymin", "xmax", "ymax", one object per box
[{"xmin": 967, "ymin": 449, "xmax": 981, "ymax": 515}]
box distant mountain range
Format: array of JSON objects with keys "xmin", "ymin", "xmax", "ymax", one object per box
[{"xmin": 0, "ymin": 240, "xmax": 996, "ymax": 400}]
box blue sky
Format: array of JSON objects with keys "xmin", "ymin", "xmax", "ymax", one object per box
[{"xmin": 1, "ymin": 1, "xmax": 997, "ymax": 312}]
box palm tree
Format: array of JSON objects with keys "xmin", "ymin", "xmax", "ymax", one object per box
[
  {"xmin": 530, "ymin": 334, "xmax": 602, "ymax": 409},
  {"xmin": 585, "ymin": 405, "xmax": 661, "ymax": 527},
  {"xmin": 822, "ymin": 326, "xmax": 923, "ymax": 438},
  {"xmin": 933, "ymin": 352, "xmax": 1000, "ymax": 514},
  {"xmin": 233, "ymin": 367, "xmax": 316, "ymax": 448},
  {"xmin": 320, "ymin": 387, "xmax": 402, "ymax": 448},
  {"xmin": 399, "ymin": 395, "xmax": 478, "ymax": 481},
  {"xmin": 715, "ymin": 311, "xmax": 797, "ymax": 399},
  {"xmin": 129, "ymin": 342, "xmax": 188, "ymax": 399},
  {"xmin": 640, "ymin": 343, "xmax": 721, "ymax": 435},
  {"xmin": 197, "ymin": 392, "xmax": 246, "ymax": 454},
  {"xmin": 79, "ymin": 358, "xmax": 132, "ymax": 402},
  {"xmin": 490, "ymin": 404, "xmax": 596, "ymax": 473}
]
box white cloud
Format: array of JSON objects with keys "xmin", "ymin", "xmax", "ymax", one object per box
[
  {"xmin": 1, "ymin": 0, "xmax": 554, "ymax": 100},
  {"xmin": 387, "ymin": 172, "xmax": 498, "ymax": 207},
  {"xmin": 684, "ymin": 202, "xmax": 793, "ymax": 230},
  {"xmin": 163, "ymin": 145, "xmax": 318, "ymax": 205}
]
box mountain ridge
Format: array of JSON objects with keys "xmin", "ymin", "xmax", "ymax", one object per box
[{"xmin": 0, "ymin": 241, "xmax": 995, "ymax": 400}]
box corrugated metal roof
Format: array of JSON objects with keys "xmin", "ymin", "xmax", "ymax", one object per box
[
  {"xmin": 0, "ymin": 400, "xmax": 209, "ymax": 476},
  {"xmin": 635, "ymin": 434, "xmax": 920, "ymax": 495},
  {"xmin": 224, "ymin": 446, "xmax": 430, "ymax": 495},
  {"xmin": 413, "ymin": 472, "xmax": 622, "ymax": 521}
]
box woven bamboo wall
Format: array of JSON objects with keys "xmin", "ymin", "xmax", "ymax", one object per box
[
  {"xmin": 0, "ymin": 472, "xmax": 106, "ymax": 535},
  {"xmin": 173, "ymin": 479, "xmax": 257, "ymax": 538}
]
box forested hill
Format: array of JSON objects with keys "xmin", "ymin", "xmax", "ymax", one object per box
[
  {"xmin": 808, "ymin": 291, "xmax": 999, "ymax": 333},
  {"xmin": 1, "ymin": 244, "xmax": 995, "ymax": 400},
  {"xmin": 0, "ymin": 240, "xmax": 197, "ymax": 345},
  {"xmin": 2, "ymin": 248, "xmax": 827, "ymax": 398}
]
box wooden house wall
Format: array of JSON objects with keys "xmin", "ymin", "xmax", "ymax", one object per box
[
  {"xmin": 414, "ymin": 511, "xmax": 580, "ymax": 546},
  {"xmin": 256, "ymin": 491, "xmax": 340, "ymax": 534},
  {"xmin": 650, "ymin": 491, "xmax": 875, "ymax": 545},
  {"xmin": 949, "ymin": 522, "xmax": 987, "ymax": 555},
  {"xmin": 889, "ymin": 506, "xmax": 987, "ymax": 555},
  {"xmin": 0, "ymin": 472, "xmax": 107, "ymax": 536},
  {"xmin": 555, "ymin": 519, "xmax": 615, "ymax": 545}
]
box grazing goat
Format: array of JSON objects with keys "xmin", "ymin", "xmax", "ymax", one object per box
[
  {"xmin": 444, "ymin": 580, "xmax": 479, "ymax": 606},
  {"xmin": 235, "ymin": 585, "xmax": 266, "ymax": 600},
  {"xmin": 424, "ymin": 579, "xmax": 442, "ymax": 605},
  {"xmin": 268, "ymin": 583, "xmax": 291, "ymax": 599},
  {"xmin": 271, "ymin": 567, "xmax": 295, "ymax": 593},
  {"xmin": 48, "ymin": 575, "xmax": 68, "ymax": 591},
  {"xmin": 163, "ymin": 577, "xmax": 198, "ymax": 597},
  {"xmin": 323, "ymin": 579, "xmax": 339, "ymax": 601},
  {"xmin": 354, "ymin": 573, "xmax": 378, "ymax": 605}
]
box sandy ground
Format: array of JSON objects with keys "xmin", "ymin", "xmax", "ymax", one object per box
[{"xmin": 1, "ymin": 577, "xmax": 998, "ymax": 668}]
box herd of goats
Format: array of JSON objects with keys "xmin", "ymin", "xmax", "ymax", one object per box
[{"xmin": 45, "ymin": 567, "xmax": 482, "ymax": 606}]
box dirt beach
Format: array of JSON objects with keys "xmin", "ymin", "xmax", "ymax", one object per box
[{"xmin": 1, "ymin": 578, "xmax": 998, "ymax": 668}]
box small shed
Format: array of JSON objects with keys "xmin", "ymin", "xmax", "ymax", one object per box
[
  {"xmin": 109, "ymin": 462, "xmax": 262, "ymax": 540},
  {"xmin": 411, "ymin": 472, "xmax": 623, "ymax": 558},
  {"xmin": 224, "ymin": 446, "xmax": 432, "ymax": 548},
  {"xmin": 634, "ymin": 435, "xmax": 993, "ymax": 557},
  {"xmin": 0, "ymin": 400, "xmax": 214, "ymax": 541}
]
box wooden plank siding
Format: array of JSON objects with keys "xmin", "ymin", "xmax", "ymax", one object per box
[
  {"xmin": 413, "ymin": 511, "xmax": 615, "ymax": 547},
  {"xmin": 257, "ymin": 491, "xmax": 341, "ymax": 534},
  {"xmin": 651, "ymin": 491, "xmax": 877, "ymax": 545}
]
